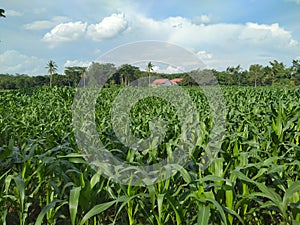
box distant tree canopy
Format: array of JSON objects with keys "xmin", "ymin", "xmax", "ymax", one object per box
[
  {"xmin": 64, "ymin": 66, "xmax": 86, "ymax": 87},
  {"xmin": 1, "ymin": 60, "xmax": 300, "ymax": 90}
]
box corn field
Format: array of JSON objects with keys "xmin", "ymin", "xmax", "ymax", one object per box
[{"xmin": 0, "ymin": 86, "xmax": 300, "ymax": 225}]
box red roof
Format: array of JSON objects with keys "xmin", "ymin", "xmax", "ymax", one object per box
[
  {"xmin": 153, "ymin": 78, "xmax": 168, "ymax": 84},
  {"xmin": 171, "ymin": 78, "xmax": 183, "ymax": 83}
]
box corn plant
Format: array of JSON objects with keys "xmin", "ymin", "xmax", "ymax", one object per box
[{"xmin": 0, "ymin": 86, "xmax": 299, "ymax": 224}]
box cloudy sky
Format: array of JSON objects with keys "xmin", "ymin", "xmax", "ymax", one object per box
[{"xmin": 1, "ymin": 0, "xmax": 300, "ymax": 75}]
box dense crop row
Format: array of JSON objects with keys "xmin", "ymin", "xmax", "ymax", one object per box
[{"xmin": 0, "ymin": 86, "xmax": 299, "ymax": 224}]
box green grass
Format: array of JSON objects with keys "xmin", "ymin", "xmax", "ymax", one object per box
[{"xmin": 0, "ymin": 86, "xmax": 299, "ymax": 224}]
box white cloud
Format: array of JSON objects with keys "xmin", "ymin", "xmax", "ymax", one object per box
[
  {"xmin": 192, "ymin": 15, "xmax": 212, "ymax": 24},
  {"xmin": 40, "ymin": 13, "xmax": 128, "ymax": 46},
  {"xmin": 0, "ymin": 50, "xmax": 45, "ymax": 75},
  {"xmin": 87, "ymin": 13, "xmax": 128, "ymax": 41},
  {"xmin": 5, "ymin": 10, "xmax": 23, "ymax": 17},
  {"xmin": 141, "ymin": 64, "xmax": 182, "ymax": 74},
  {"xmin": 238, "ymin": 23, "xmax": 298, "ymax": 47},
  {"xmin": 151, "ymin": 65, "xmax": 160, "ymax": 72},
  {"xmin": 197, "ymin": 51, "xmax": 213, "ymax": 60},
  {"xmin": 165, "ymin": 65, "xmax": 182, "ymax": 73},
  {"xmin": 164, "ymin": 16, "xmax": 189, "ymax": 29},
  {"xmin": 42, "ymin": 21, "xmax": 87, "ymax": 44},
  {"xmin": 126, "ymin": 14, "xmax": 299, "ymax": 69},
  {"xmin": 64, "ymin": 60, "xmax": 91, "ymax": 67},
  {"xmin": 131, "ymin": 14, "xmax": 298, "ymax": 50},
  {"xmin": 24, "ymin": 16, "xmax": 70, "ymax": 30}
]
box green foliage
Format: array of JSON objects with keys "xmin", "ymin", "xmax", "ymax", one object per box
[
  {"xmin": 64, "ymin": 66, "xmax": 86, "ymax": 87},
  {"xmin": 0, "ymin": 86, "xmax": 299, "ymax": 224}
]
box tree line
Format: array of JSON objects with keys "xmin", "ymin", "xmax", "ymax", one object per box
[
  {"xmin": 213, "ymin": 60, "xmax": 300, "ymax": 87},
  {"xmin": 1, "ymin": 59, "xmax": 300, "ymax": 90}
]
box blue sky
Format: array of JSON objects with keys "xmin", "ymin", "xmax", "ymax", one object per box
[{"xmin": 1, "ymin": 0, "xmax": 300, "ymax": 75}]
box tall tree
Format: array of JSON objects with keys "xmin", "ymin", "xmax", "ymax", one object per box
[
  {"xmin": 87, "ymin": 62, "xmax": 116, "ymax": 87},
  {"xmin": 291, "ymin": 59, "xmax": 300, "ymax": 85},
  {"xmin": 147, "ymin": 62, "xmax": 153, "ymax": 87},
  {"xmin": 262, "ymin": 66, "xmax": 272, "ymax": 86},
  {"xmin": 0, "ymin": 9, "xmax": 5, "ymax": 18},
  {"xmin": 249, "ymin": 64, "xmax": 263, "ymax": 87},
  {"xmin": 226, "ymin": 65, "xmax": 242, "ymax": 85},
  {"xmin": 118, "ymin": 64, "xmax": 140, "ymax": 86},
  {"xmin": 269, "ymin": 60, "xmax": 289, "ymax": 85},
  {"xmin": 45, "ymin": 60, "xmax": 58, "ymax": 87},
  {"xmin": 64, "ymin": 66, "xmax": 86, "ymax": 87}
]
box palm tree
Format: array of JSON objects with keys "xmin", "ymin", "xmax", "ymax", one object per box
[
  {"xmin": 147, "ymin": 62, "xmax": 153, "ymax": 87},
  {"xmin": 45, "ymin": 60, "xmax": 58, "ymax": 87},
  {"xmin": 0, "ymin": 9, "xmax": 5, "ymax": 18}
]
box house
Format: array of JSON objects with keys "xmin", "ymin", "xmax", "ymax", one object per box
[
  {"xmin": 170, "ymin": 78, "xmax": 183, "ymax": 83},
  {"xmin": 152, "ymin": 78, "xmax": 174, "ymax": 86},
  {"xmin": 152, "ymin": 78, "xmax": 183, "ymax": 87}
]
